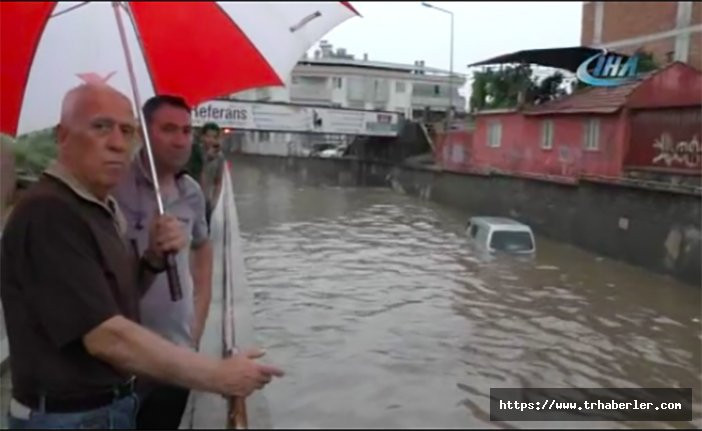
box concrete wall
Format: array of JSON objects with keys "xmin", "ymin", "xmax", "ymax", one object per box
[
  {"xmin": 231, "ymin": 154, "xmax": 701, "ymax": 287},
  {"xmin": 232, "ymin": 154, "xmax": 392, "ymax": 188},
  {"xmin": 392, "ymin": 166, "xmax": 701, "ymax": 286}
]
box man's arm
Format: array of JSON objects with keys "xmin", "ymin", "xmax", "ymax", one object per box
[
  {"xmin": 15, "ymin": 197, "xmax": 282, "ymax": 397},
  {"xmin": 83, "ymin": 315, "xmax": 283, "ymax": 397},
  {"xmin": 191, "ymin": 240, "xmax": 213, "ymax": 346}
]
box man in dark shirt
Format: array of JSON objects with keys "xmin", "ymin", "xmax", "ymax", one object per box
[{"xmin": 1, "ymin": 83, "xmax": 283, "ymax": 429}]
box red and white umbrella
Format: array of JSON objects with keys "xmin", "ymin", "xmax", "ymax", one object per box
[
  {"xmin": 1, "ymin": 1, "xmax": 357, "ymax": 301},
  {"xmin": 2, "ymin": 2, "xmax": 357, "ymax": 427},
  {"xmin": 1, "ymin": 1, "xmax": 358, "ymax": 136}
]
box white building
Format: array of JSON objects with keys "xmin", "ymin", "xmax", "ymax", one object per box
[{"xmin": 232, "ymin": 41, "xmax": 466, "ymax": 121}]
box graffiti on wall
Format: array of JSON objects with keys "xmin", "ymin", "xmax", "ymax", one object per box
[
  {"xmin": 652, "ymin": 133, "xmax": 701, "ymax": 169},
  {"xmin": 625, "ymin": 108, "xmax": 702, "ymax": 174}
]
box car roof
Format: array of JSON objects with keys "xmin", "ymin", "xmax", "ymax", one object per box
[{"xmin": 469, "ymin": 217, "xmax": 532, "ymax": 231}]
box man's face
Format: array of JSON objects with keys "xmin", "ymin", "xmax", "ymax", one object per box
[
  {"xmin": 202, "ymin": 129, "xmax": 221, "ymax": 155},
  {"xmin": 147, "ymin": 105, "xmax": 193, "ymax": 173},
  {"xmin": 57, "ymin": 89, "xmax": 136, "ymax": 197}
]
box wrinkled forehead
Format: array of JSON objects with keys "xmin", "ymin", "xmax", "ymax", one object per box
[{"xmin": 67, "ymin": 87, "xmax": 136, "ymax": 127}]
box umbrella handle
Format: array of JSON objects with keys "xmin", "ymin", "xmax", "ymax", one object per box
[
  {"xmin": 113, "ymin": 3, "xmax": 182, "ymax": 302},
  {"xmin": 166, "ymin": 253, "xmax": 183, "ymax": 301},
  {"xmin": 229, "ymin": 396, "xmax": 248, "ymax": 429}
]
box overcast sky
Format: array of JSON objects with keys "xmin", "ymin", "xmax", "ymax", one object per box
[{"xmin": 309, "ymin": 1, "xmax": 584, "ymax": 98}]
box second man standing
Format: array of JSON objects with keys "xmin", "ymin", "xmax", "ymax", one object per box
[{"xmin": 113, "ymin": 95, "xmax": 214, "ymax": 429}]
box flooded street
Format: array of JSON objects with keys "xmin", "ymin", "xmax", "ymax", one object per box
[{"xmin": 231, "ymin": 161, "xmax": 701, "ymax": 429}]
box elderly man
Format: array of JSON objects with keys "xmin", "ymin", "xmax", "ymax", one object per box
[
  {"xmin": 113, "ymin": 95, "xmax": 214, "ymax": 429},
  {"xmin": 1, "ymin": 84, "xmax": 283, "ymax": 430}
]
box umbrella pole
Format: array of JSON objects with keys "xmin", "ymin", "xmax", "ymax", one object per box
[{"xmin": 112, "ymin": 1, "xmax": 182, "ymax": 302}]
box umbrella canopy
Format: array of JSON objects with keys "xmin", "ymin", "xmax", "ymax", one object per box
[
  {"xmin": 1, "ymin": 1, "xmax": 358, "ymax": 136},
  {"xmin": 467, "ymin": 46, "xmax": 632, "ymax": 73}
]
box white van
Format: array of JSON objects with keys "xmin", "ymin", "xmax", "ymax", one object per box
[{"xmin": 465, "ymin": 217, "xmax": 536, "ymax": 255}]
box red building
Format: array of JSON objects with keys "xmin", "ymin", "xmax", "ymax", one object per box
[{"xmin": 436, "ymin": 62, "xmax": 701, "ymax": 183}]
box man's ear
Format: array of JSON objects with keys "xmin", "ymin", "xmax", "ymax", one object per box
[
  {"xmin": 55, "ymin": 124, "xmax": 67, "ymax": 147},
  {"xmin": 128, "ymin": 125, "xmax": 145, "ymax": 159}
]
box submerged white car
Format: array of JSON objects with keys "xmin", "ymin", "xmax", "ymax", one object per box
[{"xmin": 465, "ymin": 217, "xmax": 536, "ymax": 255}]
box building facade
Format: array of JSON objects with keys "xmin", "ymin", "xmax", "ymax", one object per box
[
  {"xmin": 581, "ymin": 1, "xmax": 702, "ymax": 69},
  {"xmin": 435, "ymin": 63, "xmax": 702, "ymax": 186},
  {"xmin": 232, "ymin": 41, "xmax": 466, "ymax": 121}
]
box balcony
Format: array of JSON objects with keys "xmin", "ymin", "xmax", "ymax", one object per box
[
  {"xmin": 411, "ymin": 95, "xmax": 466, "ymax": 112},
  {"xmin": 290, "ymin": 85, "xmax": 332, "ymax": 102}
]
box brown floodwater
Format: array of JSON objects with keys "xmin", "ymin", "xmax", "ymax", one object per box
[{"xmin": 231, "ymin": 160, "xmax": 701, "ymax": 429}]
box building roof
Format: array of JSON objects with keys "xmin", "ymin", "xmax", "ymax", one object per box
[
  {"xmin": 298, "ymin": 58, "xmax": 466, "ymax": 78},
  {"xmin": 525, "ymin": 62, "xmax": 702, "ymax": 115},
  {"xmin": 522, "ymin": 65, "xmax": 673, "ymax": 115},
  {"xmin": 468, "ymin": 46, "xmax": 633, "ymax": 73},
  {"xmin": 473, "ymin": 62, "xmax": 700, "ymax": 117},
  {"xmin": 472, "ymin": 108, "xmax": 520, "ymax": 116},
  {"xmin": 523, "ymin": 80, "xmax": 643, "ymax": 115}
]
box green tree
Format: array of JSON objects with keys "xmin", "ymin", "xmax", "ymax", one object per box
[
  {"xmin": 1, "ymin": 128, "xmax": 57, "ymax": 179},
  {"xmin": 636, "ymin": 50, "xmax": 658, "ymax": 73},
  {"xmin": 532, "ymin": 71, "xmax": 566, "ymax": 104},
  {"xmin": 470, "ymin": 63, "xmax": 567, "ymax": 111}
]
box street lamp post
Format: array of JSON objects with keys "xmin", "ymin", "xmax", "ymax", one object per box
[{"xmin": 421, "ymin": 2, "xmax": 454, "ymax": 131}]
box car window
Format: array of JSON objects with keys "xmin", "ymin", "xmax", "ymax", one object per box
[
  {"xmin": 470, "ymin": 224, "xmax": 478, "ymax": 238},
  {"xmin": 476, "ymin": 226, "xmax": 489, "ymax": 245},
  {"xmin": 490, "ymin": 231, "xmax": 534, "ymax": 252}
]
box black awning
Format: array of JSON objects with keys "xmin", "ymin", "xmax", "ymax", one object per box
[{"xmin": 467, "ymin": 46, "xmax": 632, "ymax": 73}]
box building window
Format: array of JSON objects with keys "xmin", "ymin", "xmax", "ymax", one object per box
[
  {"xmin": 395, "ymin": 81, "xmax": 406, "ymax": 93},
  {"xmin": 259, "ymin": 131, "xmax": 270, "ymax": 142},
  {"xmin": 332, "ymin": 77, "xmax": 343, "ymax": 88},
  {"xmin": 434, "ymin": 85, "xmax": 440, "ymax": 95},
  {"xmin": 487, "ymin": 121, "xmax": 502, "ymax": 148},
  {"xmin": 541, "ymin": 120, "xmax": 554, "ymax": 150},
  {"xmin": 583, "ymin": 118, "xmax": 600, "ymax": 151}
]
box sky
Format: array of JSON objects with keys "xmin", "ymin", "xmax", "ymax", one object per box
[{"xmin": 308, "ymin": 1, "xmax": 584, "ymax": 100}]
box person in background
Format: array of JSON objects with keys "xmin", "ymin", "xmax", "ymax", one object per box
[
  {"xmin": 112, "ymin": 95, "xmax": 218, "ymax": 429},
  {"xmin": 199, "ymin": 122, "xmax": 225, "ymax": 226},
  {"xmin": 184, "ymin": 127, "xmax": 205, "ymax": 189},
  {"xmin": 1, "ymin": 84, "xmax": 283, "ymax": 430}
]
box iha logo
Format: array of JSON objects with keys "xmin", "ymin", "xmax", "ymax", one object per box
[{"xmin": 576, "ymin": 50, "xmax": 639, "ymax": 87}]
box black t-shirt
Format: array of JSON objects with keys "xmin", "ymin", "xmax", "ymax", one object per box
[{"xmin": 0, "ymin": 175, "xmax": 140, "ymax": 398}]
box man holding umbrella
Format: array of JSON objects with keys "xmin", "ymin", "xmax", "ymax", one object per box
[
  {"xmin": 112, "ymin": 94, "xmax": 215, "ymax": 429},
  {"xmin": 1, "ymin": 83, "xmax": 283, "ymax": 429}
]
